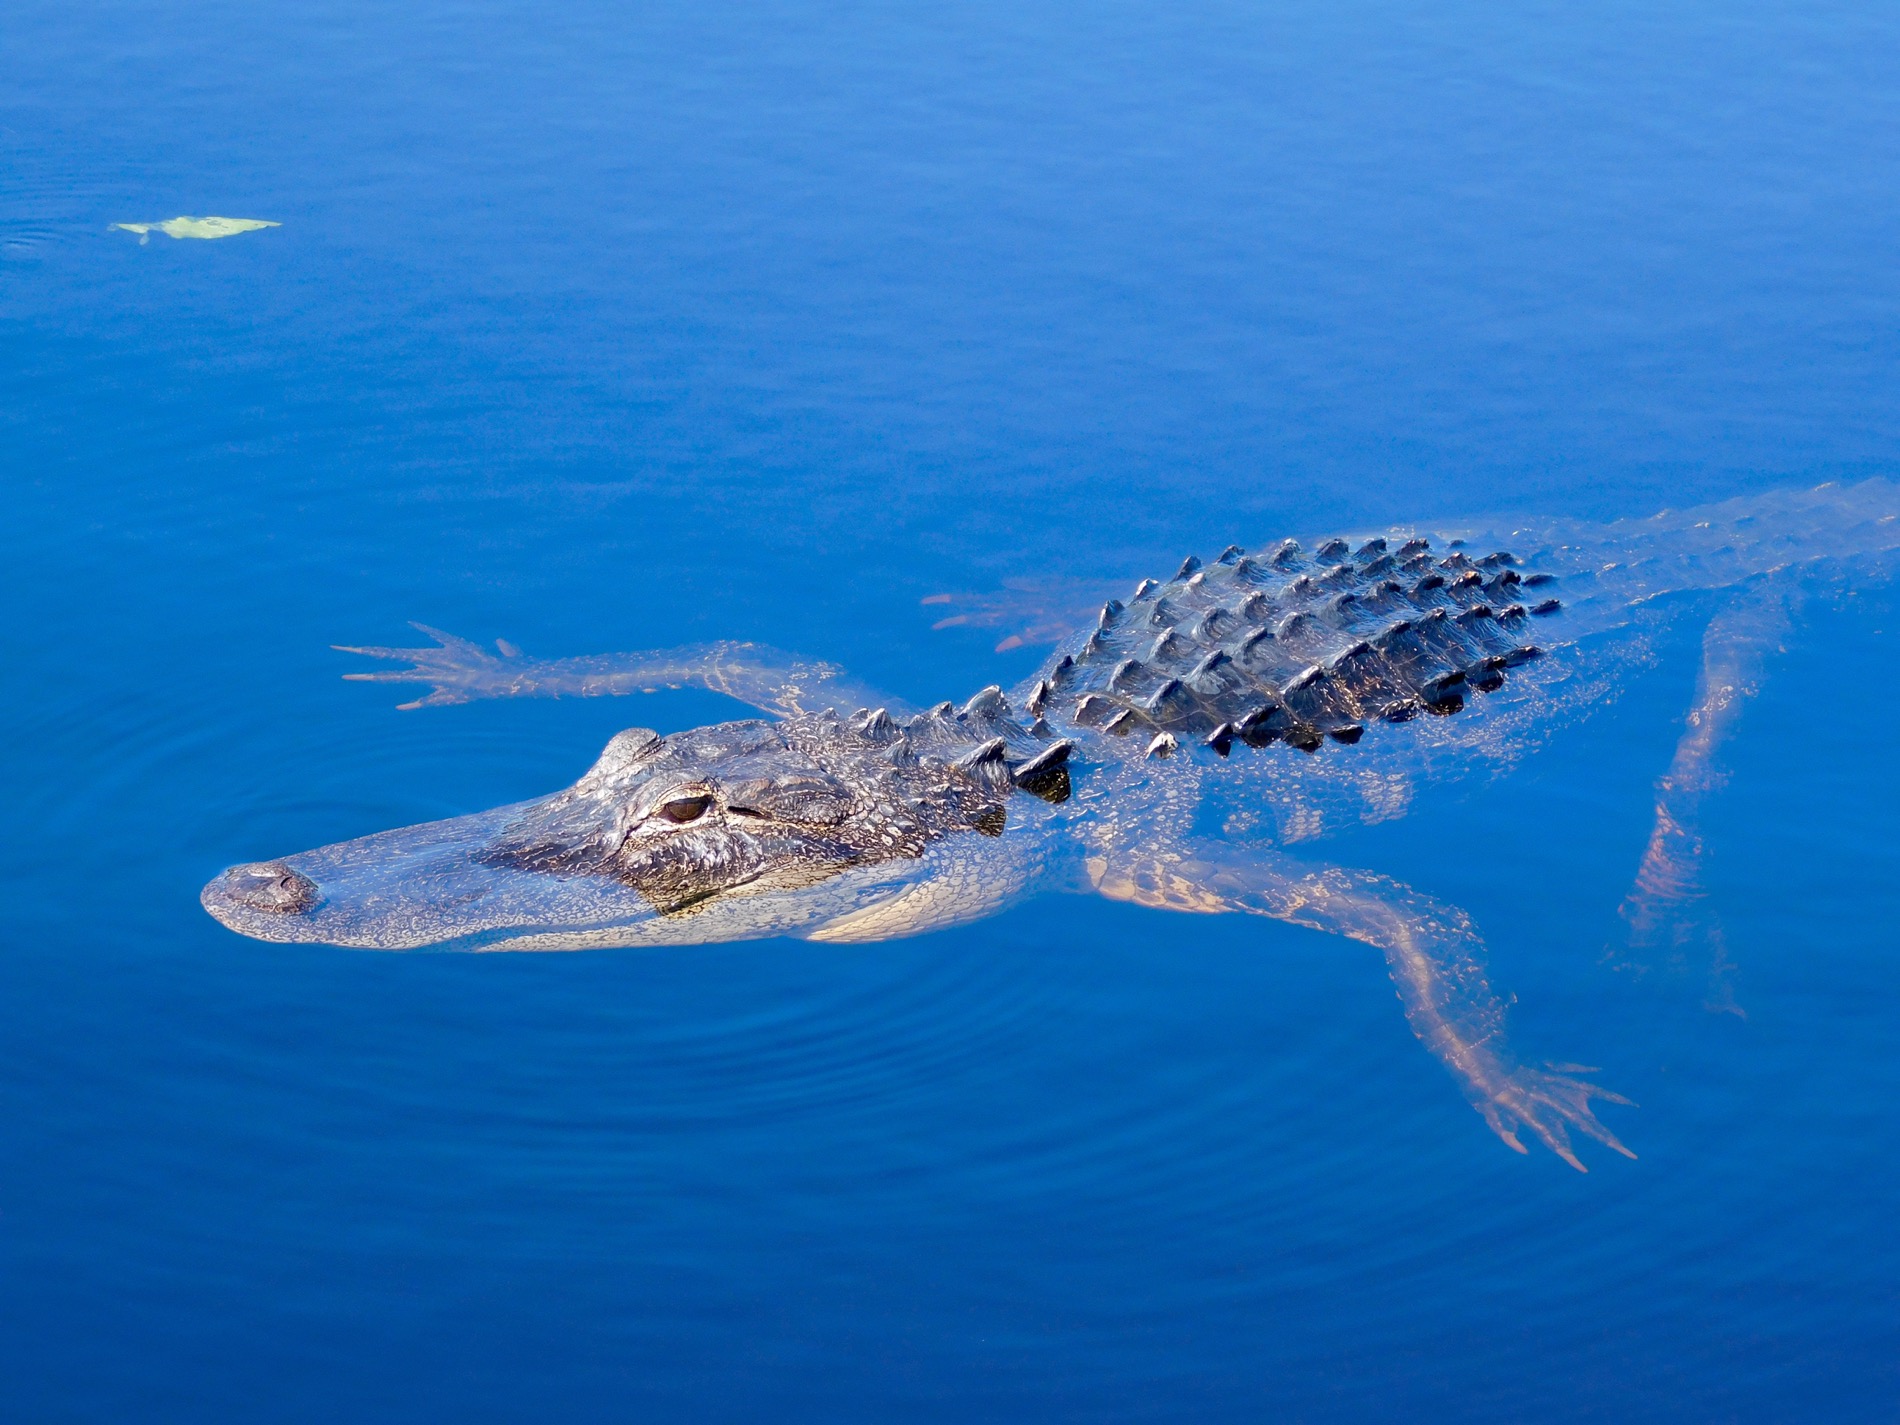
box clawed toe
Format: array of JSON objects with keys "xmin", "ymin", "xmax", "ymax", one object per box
[
  {"xmin": 1484, "ymin": 1066, "xmax": 1637, "ymax": 1170},
  {"xmin": 334, "ymin": 625, "xmax": 512, "ymax": 708}
]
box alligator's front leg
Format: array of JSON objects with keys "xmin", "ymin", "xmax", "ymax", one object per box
[
  {"xmin": 337, "ymin": 624, "xmax": 904, "ymax": 717},
  {"xmin": 1090, "ymin": 838, "xmax": 1634, "ymax": 1170}
]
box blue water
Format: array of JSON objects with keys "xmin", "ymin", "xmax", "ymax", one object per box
[{"xmin": 5, "ymin": 2, "xmax": 1899, "ymax": 1419}]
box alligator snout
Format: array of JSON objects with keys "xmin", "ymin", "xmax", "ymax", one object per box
[{"xmin": 207, "ymin": 860, "xmax": 318, "ymax": 915}]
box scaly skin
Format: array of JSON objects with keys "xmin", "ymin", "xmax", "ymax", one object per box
[{"xmin": 204, "ymin": 479, "xmax": 1900, "ymax": 1170}]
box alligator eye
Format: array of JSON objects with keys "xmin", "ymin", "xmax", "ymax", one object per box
[{"xmin": 656, "ymin": 794, "xmax": 712, "ymax": 824}]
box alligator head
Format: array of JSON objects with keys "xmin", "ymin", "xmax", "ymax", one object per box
[{"xmin": 203, "ymin": 716, "xmax": 1023, "ymax": 950}]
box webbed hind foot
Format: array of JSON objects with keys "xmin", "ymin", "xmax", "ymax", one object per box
[{"xmin": 1474, "ymin": 1063, "xmax": 1636, "ymax": 1172}]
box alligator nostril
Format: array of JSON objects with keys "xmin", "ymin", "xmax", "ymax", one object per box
[{"xmin": 225, "ymin": 861, "xmax": 318, "ymax": 914}]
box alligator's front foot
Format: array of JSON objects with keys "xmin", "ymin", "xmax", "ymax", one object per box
[
  {"xmin": 336, "ymin": 624, "xmax": 529, "ymax": 709},
  {"xmin": 338, "ymin": 628, "xmax": 901, "ymax": 717},
  {"xmin": 1091, "ymin": 841, "xmax": 1639, "ymax": 1170},
  {"xmin": 1473, "ymin": 1063, "xmax": 1636, "ymax": 1172}
]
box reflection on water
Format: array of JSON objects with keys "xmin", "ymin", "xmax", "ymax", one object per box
[{"xmin": 6, "ymin": 0, "xmax": 1900, "ymax": 1420}]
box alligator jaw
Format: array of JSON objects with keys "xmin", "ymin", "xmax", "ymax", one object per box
[
  {"xmin": 200, "ymin": 796, "xmax": 946, "ymax": 952},
  {"xmin": 199, "ymin": 797, "xmax": 660, "ymax": 950}
]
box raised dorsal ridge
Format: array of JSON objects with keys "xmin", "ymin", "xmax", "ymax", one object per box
[{"xmin": 952, "ymin": 737, "xmax": 1009, "ymax": 770}]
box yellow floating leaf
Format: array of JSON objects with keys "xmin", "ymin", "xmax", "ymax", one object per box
[{"xmin": 114, "ymin": 216, "xmax": 281, "ymax": 243}]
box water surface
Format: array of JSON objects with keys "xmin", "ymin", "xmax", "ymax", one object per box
[{"xmin": 4, "ymin": 2, "xmax": 1899, "ymax": 1420}]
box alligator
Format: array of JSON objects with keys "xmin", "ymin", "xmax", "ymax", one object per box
[{"xmin": 203, "ymin": 479, "xmax": 1900, "ymax": 1170}]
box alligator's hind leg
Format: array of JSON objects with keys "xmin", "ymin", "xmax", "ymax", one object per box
[
  {"xmin": 1614, "ymin": 586, "xmax": 1797, "ymax": 1010},
  {"xmin": 1091, "ymin": 838, "xmax": 1633, "ymax": 1170},
  {"xmin": 337, "ymin": 624, "xmax": 904, "ymax": 717},
  {"xmin": 921, "ymin": 576, "xmax": 1119, "ymax": 652}
]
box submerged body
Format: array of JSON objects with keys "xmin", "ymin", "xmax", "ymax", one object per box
[{"xmin": 204, "ymin": 479, "xmax": 1900, "ymax": 1168}]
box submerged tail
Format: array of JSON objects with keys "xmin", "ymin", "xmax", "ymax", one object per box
[{"xmin": 1493, "ymin": 479, "xmax": 1900, "ymax": 638}]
